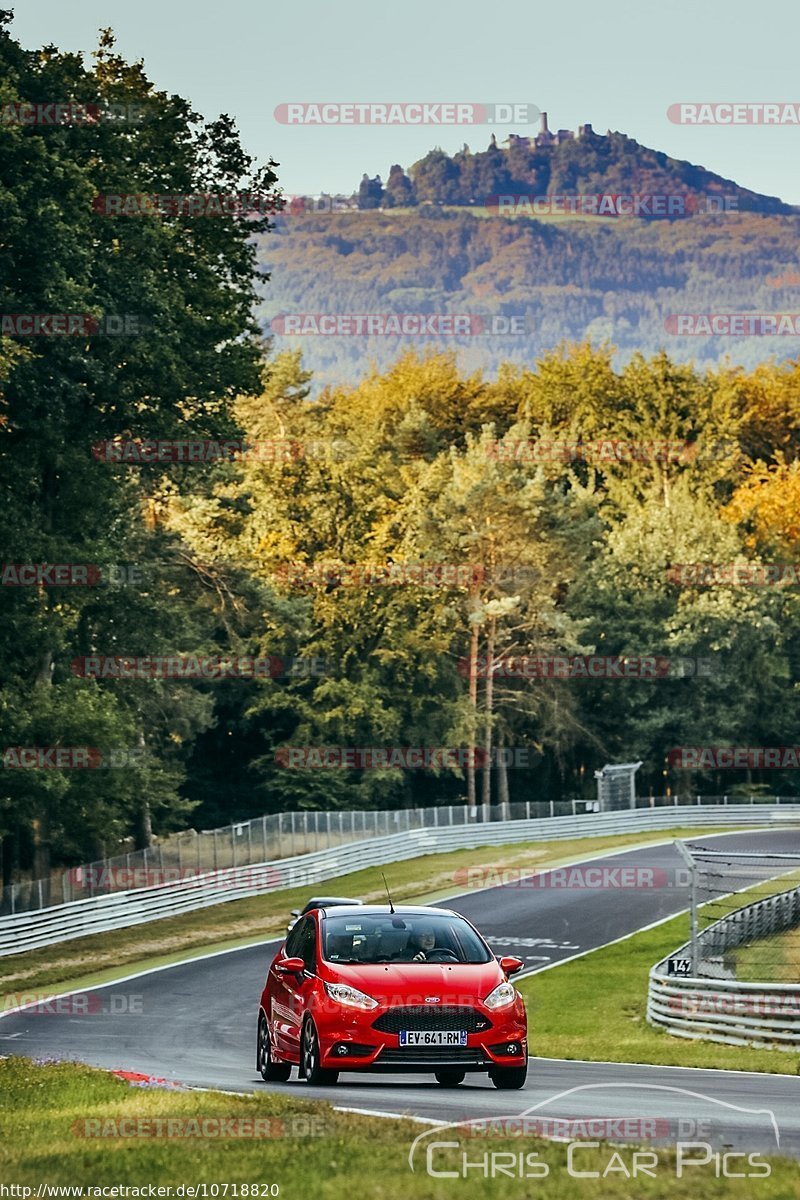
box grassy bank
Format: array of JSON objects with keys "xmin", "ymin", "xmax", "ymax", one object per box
[
  {"xmin": 736, "ymin": 923, "xmax": 800, "ymax": 983},
  {"xmin": 1, "ymin": 1057, "xmax": 797, "ymax": 1197}
]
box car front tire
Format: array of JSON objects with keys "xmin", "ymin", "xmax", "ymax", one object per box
[
  {"xmin": 257, "ymin": 1012, "xmax": 291, "ymax": 1082},
  {"xmin": 434, "ymin": 1069, "xmax": 466, "ymax": 1086},
  {"xmin": 490, "ymin": 1064, "xmax": 528, "ymax": 1090},
  {"xmin": 301, "ymin": 1019, "xmax": 339, "ymax": 1086}
]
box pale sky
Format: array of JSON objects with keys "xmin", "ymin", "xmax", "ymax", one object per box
[{"xmin": 11, "ymin": 0, "xmax": 800, "ymax": 203}]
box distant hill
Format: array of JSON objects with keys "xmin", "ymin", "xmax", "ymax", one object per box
[
  {"xmin": 354, "ymin": 119, "xmax": 796, "ymax": 217},
  {"xmin": 256, "ymin": 124, "xmax": 800, "ymax": 391}
]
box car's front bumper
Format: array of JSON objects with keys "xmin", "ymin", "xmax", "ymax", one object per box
[{"xmin": 315, "ymin": 1005, "xmax": 527, "ymax": 1072}]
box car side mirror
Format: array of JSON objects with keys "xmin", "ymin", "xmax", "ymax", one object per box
[
  {"xmin": 290, "ymin": 909, "xmax": 300, "ymax": 917},
  {"xmin": 275, "ymin": 956, "xmax": 305, "ymax": 975},
  {"xmin": 499, "ymin": 955, "xmax": 524, "ymax": 977}
]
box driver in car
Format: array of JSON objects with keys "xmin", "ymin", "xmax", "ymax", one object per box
[{"xmin": 395, "ymin": 928, "xmax": 437, "ymax": 961}]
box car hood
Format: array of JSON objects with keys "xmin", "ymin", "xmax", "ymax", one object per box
[{"xmin": 324, "ymin": 960, "xmax": 503, "ymax": 1003}]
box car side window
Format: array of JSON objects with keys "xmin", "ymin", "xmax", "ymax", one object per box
[
  {"xmin": 284, "ymin": 917, "xmax": 307, "ymax": 959},
  {"xmin": 298, "ymin": 918, "xmax": 317, "ymax": 973}
]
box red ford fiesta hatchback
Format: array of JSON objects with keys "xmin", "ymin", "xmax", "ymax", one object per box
[{"xmin": 257, "ymin": 904, "xmax": 528, "ymax": 1088}]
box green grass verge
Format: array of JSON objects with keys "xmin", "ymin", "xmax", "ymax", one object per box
[
  {"xmin": 734, "ymin": 924, "xmax": 800, "ymax": 983},
  {"xmin": 1, "ymin": 827, "xmax": 745, "ymax": 1002},
  {"xmin": 1, "ymin": 1057, "xmax": 797, "ymax": 1197},
  {"xmin": 695, "ymin": 867, "xmax": 800, "ymax": 985},
  {"xmin": 518, "ymin": 913, "xmax": 800, "ymax": 1074}
]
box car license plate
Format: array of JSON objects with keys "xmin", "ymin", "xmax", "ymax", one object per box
[{"xmin": 398, "ymin": 1030, "xmax": 468, "ymax": 1046}]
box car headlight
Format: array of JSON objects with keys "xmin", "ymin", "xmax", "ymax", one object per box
[
  {"xmin": 324, "ymin": 982, "xmax": 379, "ymax": 1010},
  {"xmin": 484, "ymin": 981, "xmax": 517, "ymax": 1010}
]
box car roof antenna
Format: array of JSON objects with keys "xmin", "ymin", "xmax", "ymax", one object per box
[{"xmin": 381, "ymin": 871, "xmax": 395, "ymax": 914}]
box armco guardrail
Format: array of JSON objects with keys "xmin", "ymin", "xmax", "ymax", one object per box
[
  {"xmin": 2, "ymin": 805, "xmax": 797, "ymax": 959},
  {"xmin": 6, "ymin": 793, "xmax": 797, "ymax": 915},
  {"xmin": 648, "ymin": 883, "xmax": 800, "ymax": 1049}
]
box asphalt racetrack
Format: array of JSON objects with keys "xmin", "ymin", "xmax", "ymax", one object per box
[{"xmin": 2, "ymin": 829, "xmax": 799, "ymax": 1156}]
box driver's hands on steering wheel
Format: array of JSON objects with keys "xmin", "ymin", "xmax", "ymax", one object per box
[{"xmin": 412, "ymin": 950, "xmax": 427, "ymax": 961}]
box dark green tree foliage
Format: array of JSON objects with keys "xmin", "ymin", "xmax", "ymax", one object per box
[
  {"xmin": 164, "ymin": 345, "xmax": 800, "ymax": 816},
  {"xmin": 357, "ymin": 173, "xmax": 383, "ymax": 210},
  {"xmin": 399, "ymin": 131, "xmax": 792, "ymax": 213},
  {"xmin": 0, "ymin": 16, "xmax": 277, "ymax": 880},
  {"xmin": 383, "ymin": 165, "xmax": 415, "ymax": 209}
]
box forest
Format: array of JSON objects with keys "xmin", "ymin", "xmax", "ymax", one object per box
[
  {"xmin": 258, "ymin": 205, "xmax": 800, "ymax": 390},
  {"xmin": 3, "ymin": 17, "xmax": 800, "ymax": 883}
]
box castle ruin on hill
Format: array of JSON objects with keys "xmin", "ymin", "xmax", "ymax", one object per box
[{"xmin": 500, "ymin": 111, "xmax": 602, "ymax": 151}]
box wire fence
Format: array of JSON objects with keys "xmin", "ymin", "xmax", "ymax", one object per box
[
  {"xmin": 676, "ymin": 842, "xmax": 800, "ymax": 982},
  {"xmin": 3, "ymin": 792, "xmax": 799, "ymax": 916}
]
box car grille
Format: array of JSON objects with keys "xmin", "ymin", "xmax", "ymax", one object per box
[
  {"xmin": 373, "ymin": 1006, "xmax": 491, "ymax": 1034},
  {"xmin": 377, "ymin": 1046, "xmax": 486, "ymax": 1064}
]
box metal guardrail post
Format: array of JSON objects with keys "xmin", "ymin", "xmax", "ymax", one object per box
[{"xmin": 675, "ymin": 839, "xmax": 698, "ymax": 973}]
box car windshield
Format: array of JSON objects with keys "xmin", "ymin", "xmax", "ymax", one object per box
[{"xmin": 322, "ymin": 913, "xmax": 493, "ymax": 964}]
